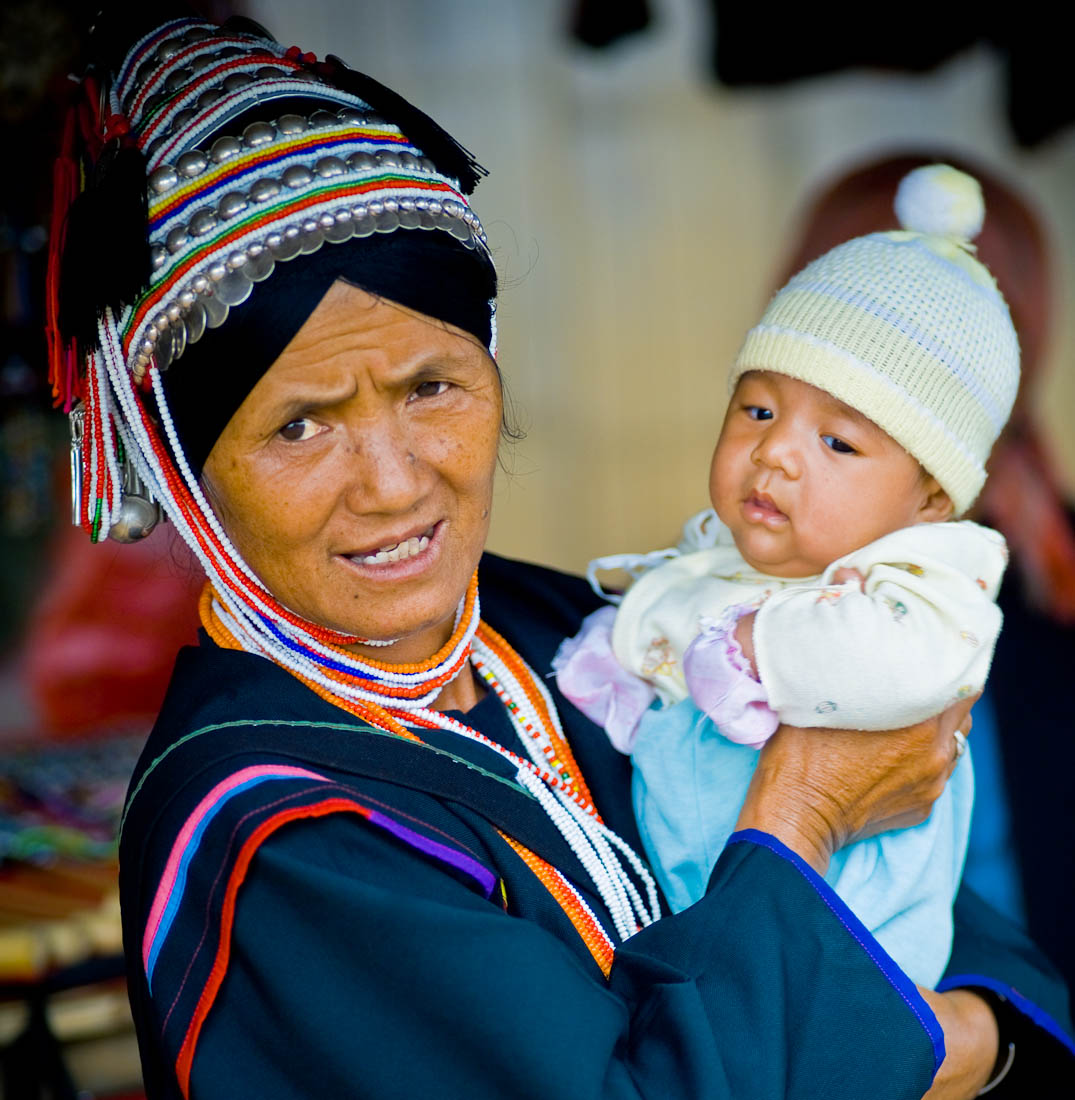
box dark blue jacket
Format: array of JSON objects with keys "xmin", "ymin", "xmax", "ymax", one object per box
[{"xmin": 120, "ymin": 553, "xmax": 1074, "ymax": 1098}]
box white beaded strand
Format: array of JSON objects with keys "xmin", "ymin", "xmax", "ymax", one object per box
[{"xmin": 470, "ymin": 637, "xmax": 659, "ymax": 932}]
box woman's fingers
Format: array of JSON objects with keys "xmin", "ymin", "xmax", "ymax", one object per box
[{"xmin": 938, "ymin": 692, "xmax": 978, "ymax": 773}]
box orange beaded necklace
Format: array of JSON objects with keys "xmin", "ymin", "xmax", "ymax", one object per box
[{"xmin": 198, "ymin": 576, "xmax": 659, "ymax": 951}]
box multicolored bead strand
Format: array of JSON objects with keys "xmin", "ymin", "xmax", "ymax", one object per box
[{"xmin": 198, "ymin": 579, "xmax": 660, "ymax": 943}]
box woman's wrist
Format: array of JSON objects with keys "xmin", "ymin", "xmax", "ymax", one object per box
[
  {"xmin": 976, "ymin": 1040, "xmax": 1015, "ymax": 1094},
  {"xmin": 919, "ymin": 988, "xmax": 999, "ymax": 1099},
  {"xmin": 734, "ymin": 749, "xmax": 836, "ymax": 874},
  {"xmin": 968, "ymin": 989, "xmax": 1017, "ymax": 1095}
]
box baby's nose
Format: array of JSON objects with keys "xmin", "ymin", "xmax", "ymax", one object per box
[{"xmin": 751, "ymin": 426, "xmax": 801, "ymax": 478}]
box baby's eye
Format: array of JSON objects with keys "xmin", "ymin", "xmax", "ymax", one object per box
[
  {"xmin": 278, "ymin": 418, "xmax": 321, "ymax": 442},
  {"xmin": 745, "ymin": 405, "xmax": 773, "ymax": 421},
  {"xmin": 822, "ymin": 434, "xmax": 856, "ymax": 454},
  {"xmin": 412, "ymin": 379, "xmax": 450, "ymax": 400}
]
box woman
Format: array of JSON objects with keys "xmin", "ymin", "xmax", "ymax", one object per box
[{"xmin": 50, "ymin": 11, "xmax": 1072, "ymax": 1099}]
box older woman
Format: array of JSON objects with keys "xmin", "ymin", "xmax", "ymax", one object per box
[{"xmin": 50, "ymin": 12, "xmax": 1072, "ymax": 1100}]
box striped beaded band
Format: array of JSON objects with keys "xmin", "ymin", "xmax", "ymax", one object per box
[{"xmin": 107, "ymin": 19, "xmax": 492, "ymax": 384}]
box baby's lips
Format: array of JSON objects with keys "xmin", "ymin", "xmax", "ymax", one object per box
[{"xmin": 744, "ymin": 493, "xmax": 787, "ymax": 521}]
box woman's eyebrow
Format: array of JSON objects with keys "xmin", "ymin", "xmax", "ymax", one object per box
[
  {"xmin": 261, "ymin": 355, "xmax": 479, "ymax": 423},
  {"xmin": 396, "ymin": 351, "xmax": 490, "ymax": 386},
  {"xmin": 408, "ymin": 360, "xmax": 452, "ymax": 381},
  {"xmin": 264, "ymin": 379, "xmax": 360, "ymax": 422}
]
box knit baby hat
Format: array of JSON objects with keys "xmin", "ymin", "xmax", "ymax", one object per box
[{"xmin": 729, "ymin": 164, "xmax": 1020, "ymax": 515}]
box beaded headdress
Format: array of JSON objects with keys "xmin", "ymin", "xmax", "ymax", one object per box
[{"xmin": 48, "ymin": 14, "xmax": 494, "ymax": 545}]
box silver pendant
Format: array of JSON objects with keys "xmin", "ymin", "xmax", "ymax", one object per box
[
  {"xmin": 108, "ymin": 455, "xmax": 162, "ymax": 543},
  {"xmin": 108, "ymin": 494, "xmax": 161, "ymax": 543},
  {"xmin": 69, "ymin": 404, "xmax": 85, "ymax": 526}
]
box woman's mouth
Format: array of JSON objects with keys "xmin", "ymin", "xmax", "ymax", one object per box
[
  {"xmin": 345, "ymin": 523, "xmax": 439, "ymax": 567},
  {"xmin": 354, "ymin": 533, "xmax": 431, "ymax": 565}
]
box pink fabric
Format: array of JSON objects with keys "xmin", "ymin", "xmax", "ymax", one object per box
[
  {"xmin": 683, "ymin": 610, "xmax": 779, "ymax": 749},
  {"xmin": 552, "ymin": 606, "xmax": 656, "ymax": 753}
]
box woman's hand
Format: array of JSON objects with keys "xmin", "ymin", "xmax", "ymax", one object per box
[
  {"xmin": 919, "ymin": 987, "xmax": 1000, "ymax": 1099},
  {"xmin": 734, "ymin": 695, "xmax": 976, "ymax": 874}
]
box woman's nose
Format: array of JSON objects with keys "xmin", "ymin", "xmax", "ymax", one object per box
[
  {"xmin": 344, "ymin": 420, "xmax": 424, "ymax": 514},
  {"xmin": 751, "ymin": 423, "xmax": 801, "ymax": 478}
]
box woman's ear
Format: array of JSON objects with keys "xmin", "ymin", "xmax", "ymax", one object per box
[{"xmin": 918, "ymin": 475, "xmax": 955, "ymax": 523}]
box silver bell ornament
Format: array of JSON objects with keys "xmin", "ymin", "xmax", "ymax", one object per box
[
  {"xmin": 107, "ymin": 455, "xmax": 162, "ymax": 542},
  {"xmin": 108, "ymin": 493, "xmax": 161, "ymax": 542}
]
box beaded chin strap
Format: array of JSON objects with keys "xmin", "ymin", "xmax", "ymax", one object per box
[{"xmin": 50, "ymin": 17, "xmax": 658, "ymax": 951}]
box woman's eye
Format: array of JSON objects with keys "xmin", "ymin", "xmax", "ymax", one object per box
[
  {"xmin": 278, "ymin": 418, "xmax": 321, "ymax": 442},
  {"xmin": 822, "ymin": 434, "xmax": 856, "ymax": 454},
  {"xmin": 413, "ymin": 379, "xmax": 450, "ymax": 400},
  {"xmin": 745, "ymin": 405, "xmax": 773, "ymax": 421}
]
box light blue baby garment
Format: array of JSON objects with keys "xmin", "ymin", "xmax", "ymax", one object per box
[{"xmin": 632, "ymin": 698, "xmax": 974, "ymax": 988}]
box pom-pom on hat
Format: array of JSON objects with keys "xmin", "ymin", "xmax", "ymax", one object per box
[{"xmin": 729, "ymin": 163, "xmax": 1020, "ymax": 515}]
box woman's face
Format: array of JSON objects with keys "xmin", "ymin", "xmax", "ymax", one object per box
[{"xmin": 202, "ymin": 280, "xmax": 502, "ymax": 664}]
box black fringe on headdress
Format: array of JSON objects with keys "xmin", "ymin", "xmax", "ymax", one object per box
[
  {"xmin": 53, "ymin": 0, "xmax": 196, "ymax": 352},
  {"xmin": 56, "ymin": 137, "xmax": 151, "ymax": 352},
  {"xmin": 321, "ymin": 56, "xmax": 487, "ymax": 195}
]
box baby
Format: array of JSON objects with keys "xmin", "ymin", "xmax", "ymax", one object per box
[{"xmin": 555, "ymin": 165, "xmax": 1018, "ymax": 988}]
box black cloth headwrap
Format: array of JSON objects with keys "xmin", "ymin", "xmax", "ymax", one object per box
[{"xmin": 159, "ymin": 230, "xmax": 496, "ymax": 475}]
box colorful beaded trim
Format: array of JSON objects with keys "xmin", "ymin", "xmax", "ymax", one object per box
[{"xmin": 200, "ymin": 579, "xmax": 659, "ymax": 945}]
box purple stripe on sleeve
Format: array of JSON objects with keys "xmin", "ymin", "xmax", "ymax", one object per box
[{"xmin": 367, "ymin": 809, "xmax": 497, "ymax": 899}]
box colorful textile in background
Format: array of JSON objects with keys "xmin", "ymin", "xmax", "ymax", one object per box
[{"xmin": 0, "ymin": 731, "xmax": 142, "ymax": 980}]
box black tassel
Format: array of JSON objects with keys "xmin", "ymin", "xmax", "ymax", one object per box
[
  {"xmin": 322, "ymin": 56, "xmax": 487, "ymax": 195},
  {"xmin": 88, "ymin": 0, "xmax": 200, "ymax": 75},
  {"xmin": 57, "ymin": 140, "xmax": 151, "ymax": 352}
]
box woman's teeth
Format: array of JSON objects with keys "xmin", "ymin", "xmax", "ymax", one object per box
[{"xmin": 356, "ymin": 534, "xmax": 430, "ymax": 565}]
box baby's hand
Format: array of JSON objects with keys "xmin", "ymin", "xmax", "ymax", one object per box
[
  {"xmin": 831, "ymin": 566, "xmax": 866, "ymax": 592},
  {"xmin": 684, "ymin": 610, "xmax": 778, "ymax": 747},
  {"xmin": 733, "ymin": 611, "xmax": 758, "ymax": 676}
]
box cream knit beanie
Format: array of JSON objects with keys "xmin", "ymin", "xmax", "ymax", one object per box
[{"xmin": 730, "ymin": 164, "xmax": 1020, "ymax": 515}]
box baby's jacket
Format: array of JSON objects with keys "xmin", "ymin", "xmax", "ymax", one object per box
[{"xmin": 571, "ymin": 511, "xmax": 1007, "ymax": 987}]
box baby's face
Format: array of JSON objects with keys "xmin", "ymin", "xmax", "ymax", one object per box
[{"xmin": 710, "ymin": 371, "xmax": 951, "ymax": 577}]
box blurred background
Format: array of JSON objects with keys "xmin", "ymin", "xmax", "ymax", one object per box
[{"xmin": 1, "ymin": 1, "xmax": 1072, "ymax": 1095}]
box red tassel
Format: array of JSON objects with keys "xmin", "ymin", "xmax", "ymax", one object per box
[{"xmin": 46, "ymin": 104, "xmax": 82, "ymax": 410}]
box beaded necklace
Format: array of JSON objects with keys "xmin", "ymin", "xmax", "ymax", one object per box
[
  {"xmin": 82, "ymin": 308, "xmax": 659, "ymax": 951},
  {"xmin": 199, "ymin": 578, "xmax": 660, "ymax": 944}
]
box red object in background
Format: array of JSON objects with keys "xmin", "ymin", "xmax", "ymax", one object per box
[{"xmin": 20, "ymin": 522, "xmax": 203, "ymax": 735}]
